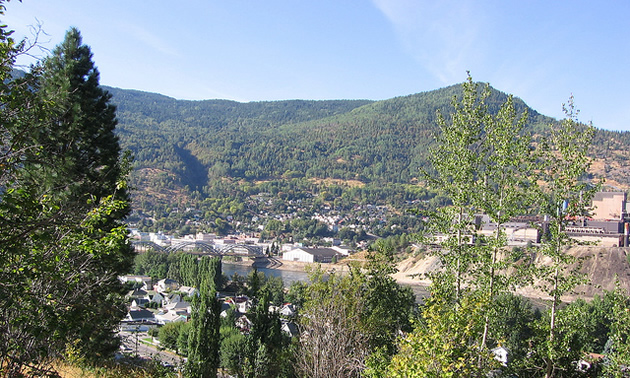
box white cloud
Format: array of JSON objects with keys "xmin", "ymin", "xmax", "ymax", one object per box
[
  {"xmin": 121, "ymin": 23, "xmax": 180, "ymax": 58},
  {"xmin": 371, "ymin": 0, "xmax": 484, "ymax": 84}
]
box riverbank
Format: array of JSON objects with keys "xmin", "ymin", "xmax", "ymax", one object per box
[
  {"xmin": 226, "ymin": 246, "xmax": 630, "ymax": 304},
  {"xmin": 223, "ymin": 256, "xmax": 431, "ymax": 299}
]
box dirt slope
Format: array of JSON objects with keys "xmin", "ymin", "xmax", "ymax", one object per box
[{"xmin": 394, "ymin": 247, "xmax": 630, "ymax": 301}]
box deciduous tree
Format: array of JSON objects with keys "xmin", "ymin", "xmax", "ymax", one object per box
[
  {"xmin": 531, "ymin": 97, "xmax": 598, "ymax": 377},
  {"xmin": 186, "ymin": 257, "xmax": 221, "ymax": 377}
]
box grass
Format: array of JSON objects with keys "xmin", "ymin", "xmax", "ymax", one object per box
[{"xmin": 53, "ymin": 358, "xmax": 176, "ymax": 378}]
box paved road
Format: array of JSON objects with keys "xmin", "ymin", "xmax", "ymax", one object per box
[{"xmin": 119, "ymin": 331, "xmax": 185, "ymax": 367}]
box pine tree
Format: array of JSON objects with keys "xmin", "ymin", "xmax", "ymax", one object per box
[
  {"xmin": 38, "ymin": 27, "xmax": 124, "ymax": 204},
  {"xmin": 0, "ymin": 21, "xmax": 133, "ymax": 374},
  {"xmin": 38, "ymin": 27, "xmax": 133, "ymax": 360}
]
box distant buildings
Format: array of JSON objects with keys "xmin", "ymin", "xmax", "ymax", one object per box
[
  {"xmin": 282, "ymin": 247, "xmax": 341, "ymax": 263},
  {"xmin": 429, "ymin": 192, "xmax": 630, "ymax": 248}
]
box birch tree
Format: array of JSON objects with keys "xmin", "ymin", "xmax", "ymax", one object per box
[
  {"xmin": 402, "ymin": 73, "xmax": 534, "ymax": 374},
  {"xmin": 531, "ymin": 96, "xmax": 597, "ymax": 378}
]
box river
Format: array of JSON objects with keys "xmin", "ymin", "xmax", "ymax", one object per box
[
  {"xmin": 222, "ymin": 263, "xmax": 312, "ymax": 287},
  {"xmin": 221, "ymin": 262, "xmax": 430, "ymax": 302}
]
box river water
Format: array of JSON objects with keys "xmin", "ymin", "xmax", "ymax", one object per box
[
  {"xmin": 222, "ymin": 263, "xmax": 312, "ymax": 287},
  {"xmin": 221, "ymin": 263, "xmax": 430, "ymax": 302}
]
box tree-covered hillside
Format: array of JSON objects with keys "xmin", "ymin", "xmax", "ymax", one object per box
[
  {"xmin": 111, "ymin": 85, "xmax": 549, "ymax": 189},
  {"xmin": 109, "ymin": 84, "xmax": 630, "ymax": 235}
]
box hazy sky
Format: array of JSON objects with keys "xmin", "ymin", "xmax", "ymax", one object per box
[{"xmin": 5, "ymin": 1, "xmax": 629, "ymax": 130}]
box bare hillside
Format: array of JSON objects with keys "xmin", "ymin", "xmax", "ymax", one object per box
[{"xmin": 394, "ymin": 247, "xmax": 630, "ymax": 301}]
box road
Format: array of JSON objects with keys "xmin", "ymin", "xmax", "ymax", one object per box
[{"xmin": 119, "ymin": 331, "xmax": 185, "ymax": 367}]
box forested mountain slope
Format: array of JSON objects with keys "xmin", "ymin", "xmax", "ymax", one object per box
[{"xmin": 107, "ymin": 84, "xmax": 630, "ymax": 215}]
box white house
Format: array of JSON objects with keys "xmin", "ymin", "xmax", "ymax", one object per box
[
  {"xmin": 163, "ymin": 300, "xmax": 191, "ymax": 315},
  {"xmin": 147, "ymin": 291, "xmax": 165, "ymax": 305},
  {"xmin": 491, "ymin": 346, "xmax": 509, "ymax": 366},
  {"xmin": 282, "ymin": 247, "xmax": 340, "ymax": 263},
  {"xmin": 279, "ymin": 303, "xmax": 296, "ymax": 318},
  {"xmin": 235, "ymin": 315, "xmax": 253, "ymax": 333},
  {"xmin": 119, "ymin": 275, "xmax": 152, "ymax": 289},
  {"xmin": 155, "ymin": 278, "xmax": 180, "ymax": 293},
  {"xmin": 225, "ymin": 295, "xmax": 253, "ymax": 314},
  {"xmin": 155, "ymin": 311, "xmax": 186, "ymax": 324},
  {"xmin": 179, "ymin": 286, "xmax": 199, "ymax": 297}
]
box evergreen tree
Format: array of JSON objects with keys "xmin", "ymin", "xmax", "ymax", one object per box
[
  {"xmin": 38, "ymin": 27, "xmax": 134, "ymax": 361},
  {"xmin": 38, "ymin": 27, "xmax": 124, "ymax": 204},
  {"xmin": 0, "ymin": 19, "xmax": 133, "ymax": 374}
]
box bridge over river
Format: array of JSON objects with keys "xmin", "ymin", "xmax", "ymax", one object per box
[{"xmin": 132, "ymin": 240, "xmax": 265, "ymax": 257}]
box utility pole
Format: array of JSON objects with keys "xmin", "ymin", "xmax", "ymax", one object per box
[{"xmin": 135, "ymin": 324, "xmax": 140, "ymax": 358}]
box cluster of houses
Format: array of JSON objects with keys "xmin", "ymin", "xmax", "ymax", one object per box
[{"xmin": 119, "ymin": 275, "xmax": 299, "ymax": 338}]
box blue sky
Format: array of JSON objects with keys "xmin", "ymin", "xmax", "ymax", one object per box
[{"xmin": 5, "ymin": 0, "xmax": 630, "ymax": 130}]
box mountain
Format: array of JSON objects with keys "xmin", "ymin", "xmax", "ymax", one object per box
[
  {"xmin": 106, "ymin": 84, "xmax": 630, "ymax": 230},
  {"xmin": 108, "ymin": 85, "xmax": 542, "ymax": 187}
]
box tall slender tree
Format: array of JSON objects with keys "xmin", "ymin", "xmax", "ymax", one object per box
[
  {"xmin": 427, "ymin": 73, "xmax": 488, "ymax": 303},
  {"xmin": 475, "ymin": 94, "xmax": 532, "ymax": 352},
  {"xmin": 186, "ymin": 257, "xmax": 221, "ymax": 377},
  {"xmin": 531, "ymin": 96, "xmax": 598, "ymax": 378}
]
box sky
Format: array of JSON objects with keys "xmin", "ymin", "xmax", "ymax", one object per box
[{"xmin": 4, "ymin": 0, "xmax": 630, "ymax": 131}]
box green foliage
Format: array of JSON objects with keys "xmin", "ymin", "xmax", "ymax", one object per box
[
  {"xmin": 185, "ymin": 263, "xmax": 221, "ymax": 377},
  {"xmin": 361, "ymin": 248, "xmax": 416, "ymax": 355},
  {"xmin": 532, "ymin": 96, "xmax": 599, "ymax": 377},
  {"xmin": 0, "ymin": 14, "xmax": 133, "ymax": 375},
  {"xmin": 487, "ymin": 293, "xmax": 538, "ymax": 361},
  {"xmin": 296, "ymin": 251, "xmax": 416, "ymax": 377},
  {"xmin": 176, "ymin": 322, "xmax": 191, "ymax": 357},
  {"xmin": 392, "ymin": 74, "xmax": 601, "ymax": 377},
  {"xmin": 603, "ymin": 281, "xmax": 630, "ymax": 377},
  {"xmin": 219, "ymin": 325, "xmax": 246, "ymax": 375},
  {"xmin": 242, "ymin": 290, "xmax": 286, "ymax": 377},
  {"xmin": 387, "ymin": 290, "xmax": 496, "ymax": 377},
  {"xmin": 158, "ymin": 322, "xmax": 185, "ymax": 353},
  {"xmin": 285, "ymin": 280, "xmax": 308, "ymax": 308},
  {"xmin": 134, "ymin": 250, "xmax": 169, "ymax": 280},
  {"xmin": 418, "ymin": 75, "xmax": 535, "ymax": 370}
]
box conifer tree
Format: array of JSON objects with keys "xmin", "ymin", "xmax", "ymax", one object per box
[
  {"xmin": 38, "ymin": 27, "xmax": 124, "ymax": 204},
  {"xmin": 242, "ymin": 289, "xmax": 283, "ymax": 377},
  {"xmin": 0, "ymin": 19, "xmax": 133, "ymax": 374},
  {"xmin": 37, "ymin": 27, "xmax": 133, "ymax": 360}
]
